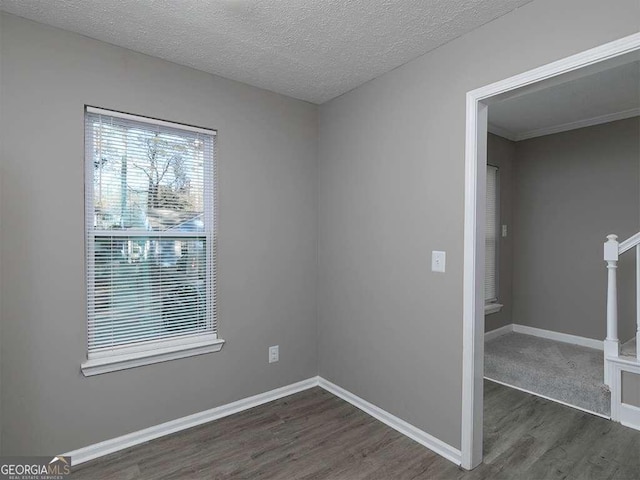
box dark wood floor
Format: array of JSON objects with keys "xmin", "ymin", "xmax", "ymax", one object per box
[{"xmin": 71, "ymin": 380, "xmax": 640, "ymax": 479}]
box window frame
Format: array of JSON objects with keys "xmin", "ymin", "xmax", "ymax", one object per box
[
  {"xmin": 485, "ymin": 164, "xmax": 502, "ymax": 315},
  {"xmin": 81, "ymin": 106, "xmax": 224, "ymax": 376}
]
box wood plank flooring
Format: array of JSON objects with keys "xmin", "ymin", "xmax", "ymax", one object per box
[{"xmin": 70, "ymin": 380, "xmax": 640, "ymax": 479}]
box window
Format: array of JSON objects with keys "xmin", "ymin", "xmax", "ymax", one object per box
[
  {"xmin": 485, "ymin": 165, "xmax": 499, "ymax": 305},
  {"xmin": 81, "ymin": 107, "xmax": 223, "ymax": 376}
]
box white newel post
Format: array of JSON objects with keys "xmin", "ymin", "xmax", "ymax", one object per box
[{"xmin": 604, "ymin": 234, "xmax": 620, "ymax": 386}]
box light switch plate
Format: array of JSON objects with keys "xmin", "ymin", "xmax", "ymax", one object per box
[
  {"xmin": 269, "ymin": 345, "xmax": 279, "ymax": 363},
  {"xmin": 502, "ymin": 225, "xmax": 508, "ymax": 238},
  {"xmin": 432, "ymin": 251, "xmax": 446, "ymax": 273}
]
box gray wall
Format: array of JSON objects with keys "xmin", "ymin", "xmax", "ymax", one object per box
[
  {"xmin": 485, "ymin": 134, "xmax": 516, "ymax": 333},
  {"xmin": 317, "ymin": 0, "xmax": 640, "ymax": 450},
  {"xmin": 512, "ymin": 118, "xmax": 639, "ymax": 341},
  {"xmin": 0, "ymin": 14, "xmax": 318, "ymax": 455}
]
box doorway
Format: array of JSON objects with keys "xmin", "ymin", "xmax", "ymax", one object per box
[{"xmin": 461, "ymin": 33, "xmax": 640, "ymax": 470}]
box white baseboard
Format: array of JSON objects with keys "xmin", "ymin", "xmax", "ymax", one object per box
[
  {"xmin": 484, "ymin": 377, "xmax": 610, "ymax": 419},
  {"xmin": 512, "ymin": 324, "xmax": 603, "ymax": 350},
  {"xmin": 318, "ymin": 377, "xmax": 462, "ymax": 466},
  {"xmin": 484, "ymin": 324, "xmax": 513, "ymax": 342},
  {"xmin": 63, "ymin": 375, "xmax": 461, "ymax": 469},
  {"xmin": 485, "ymin": 323, "xmax": 604, "ymax": 351},
  {"xmin": 63, "ymin": 377, "xmax": 320, "ymax": 466},
  {"xmin": 620, "ymin": 403, "xmax": 640, "ymax": 431}
]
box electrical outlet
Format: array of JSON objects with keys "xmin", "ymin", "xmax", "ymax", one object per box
[
  {"xmin": 269, "ymin": 345, "xmax": 279, "ymax": 363},
  {"xmin": 432, "ymin": 251, "xmax": 446, "ymax": 273},
  {"xmin": 502, "ymin": 225, "xmax": 508, "ymax": 238}
]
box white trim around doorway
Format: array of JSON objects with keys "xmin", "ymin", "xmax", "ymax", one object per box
[{"xmin": 461, "ymin": 31, "xmax": 640, "ymax": 470}]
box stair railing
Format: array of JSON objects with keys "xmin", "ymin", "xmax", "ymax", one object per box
[{"xmin": 604, "ymin": 233, "xmax": 640, "ymax": 384}]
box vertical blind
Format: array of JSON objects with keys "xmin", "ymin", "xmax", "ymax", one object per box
[
  {"xmin": 485, "ymin": 165, "xmax": 498, "ymax": 302},
  {"xmin": 85, "ymin": 107, "xmax": 217, "ymax": 355}
]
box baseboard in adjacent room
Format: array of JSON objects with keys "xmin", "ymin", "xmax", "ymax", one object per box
[
  {"xmin": 485, "ymin": 323, "xmax": 603, "ymax": 351},
  {"xmin": 511, "ymin": 324, "xmax": 603, "ymax": 351},
  {"xmin": 484, "ymin": 324, "xmax": 513, "ymax": 342}
]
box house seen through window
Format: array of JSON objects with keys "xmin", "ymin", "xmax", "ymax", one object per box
[{"xmin": 84, "ymin": 107, "xmax": 218, "ymax": 359}]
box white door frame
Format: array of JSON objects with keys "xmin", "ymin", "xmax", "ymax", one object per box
[{"xmin": 461, "ymin": 32, "xmax": 640, "ymax": 470}]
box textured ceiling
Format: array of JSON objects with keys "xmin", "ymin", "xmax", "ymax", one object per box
[
  {"xmin": 0, "ymin": 0, "xmax": 532, "ymax": 103},
  {"xmin": 489, "ymin": 61, "xmax": 640, "ymax": 139}
]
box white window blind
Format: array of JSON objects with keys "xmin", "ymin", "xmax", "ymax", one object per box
[
  {"xmin": 85, "ymin": 107, "xmax": 217, "ymax": 357},
  {"xmin": 485, "ymin": 165, "xmax": 498, "ymax": 303}
]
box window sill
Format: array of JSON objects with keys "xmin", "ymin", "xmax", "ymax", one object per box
[
  {"xmin": 81, "ymin": 337, "xmax": 225, "ymax": 376},
  {"xmin": 484, "ymin": 303, "xmax": 503, "ymax": 315}
]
